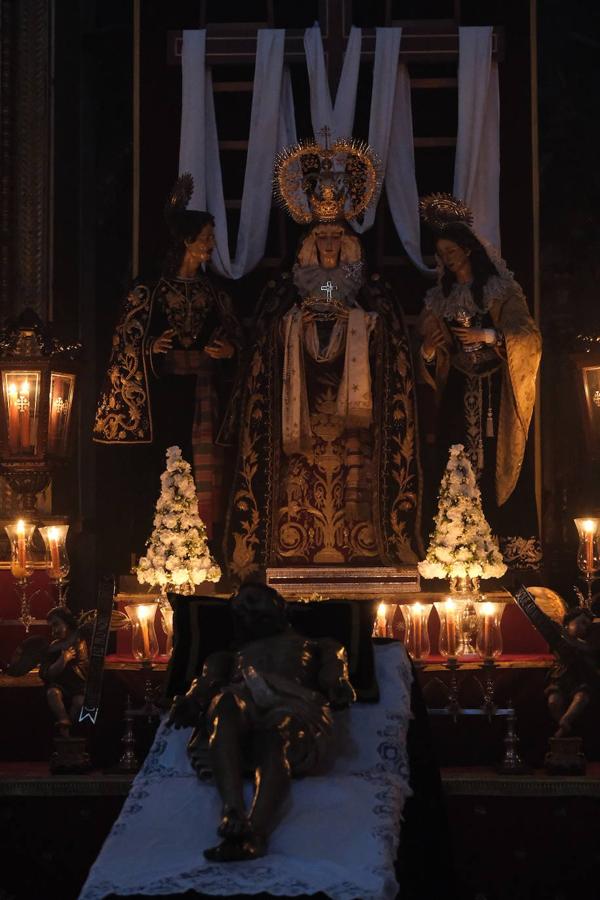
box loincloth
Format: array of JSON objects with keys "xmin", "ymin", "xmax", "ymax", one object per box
[{"xmin": 188, "ymin": 667, "xmax": 334, "ymax": 777}]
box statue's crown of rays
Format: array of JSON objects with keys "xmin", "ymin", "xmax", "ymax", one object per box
[
  {"xmin": 418, "ymin": 193, "xmax": 474, "ymax": 231},
  {"xmin": 274, "ymin": 131, "xmax": 381, "ymax": 225}
]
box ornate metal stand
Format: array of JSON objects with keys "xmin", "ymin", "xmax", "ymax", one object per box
[
  {"xmin": 13, "ymin": 575, "xmax": 33, "ymax": 631},
  {"xmin": 117, "ymin": 696, "xmax": 140, "ymax": 773},
  {"xmin": 423, "ymin": 658, "xmax": 528, "ymax": 769}
]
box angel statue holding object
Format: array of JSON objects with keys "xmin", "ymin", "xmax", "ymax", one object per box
[
  {"xmin": 94, "ymin": 174, "xmax": 243, "ymax": 549},
  {"xmin": 417, "ymin": 194, "xmax": 542, "ymax": 568},
  {"xmin": 167, "ymin": 582, "xmax": 356, "ymax": 861},
  {"xmin": 223, "ymin": 136, "xmax": 421, "ymax": 579}
]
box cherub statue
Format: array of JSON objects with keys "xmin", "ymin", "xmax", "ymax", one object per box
[
  {"xmin": 515, "ymin": 587, "xmax": 600, "ymax": 739},
  {"xmin": 3, "ymin": 606, "xmax": 89, "ymax": 738},
  {"xmin": 39, "ymin": 607, "xmax": 89, "ymax": 737},
  {"xmin": 167, "ymin": 582, "xmax": 356, "ymax": 862},
  {"xmin": 545, "ymin": 607, "xmax": 599, "ymax": 738}
]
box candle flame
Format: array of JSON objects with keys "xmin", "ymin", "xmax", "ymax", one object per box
[
  {"xmin": 21, "ymin": 380, "xmax": 30, "ymax": 396},
  {"xmin": 582, "ymin": 519, "xmax": 597, "ymax": 535},
  {"xmin": 377, "ymin": 602, "xmax": 387, "ymax": 618},
  {"xmin": 133, "ymin": 603, "xmax": 156, "ymax": 623},
  {"xmin": 16, "ymin": 519, "xmax": 25, "ymax": 534},
  {"xmin": 48, "ymin": 526, "xmax": 59, "ymax": 541},
  {"xmin": 413, "ymin": 601, "xmax": 423, "ymax": 613},
  {"xmin": 445, "ymin": 598, "xmax": 456, "ymax": 611},
  {"xmin": 482, "ymin": 601, "xmax": 495, "ymax": 616},
  {"xmin": 8, "ymin": 382, "xmax": 17, "ymax": 397}
]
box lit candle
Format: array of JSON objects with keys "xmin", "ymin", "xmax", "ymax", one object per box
[
  {"xmin": 582, "ymin": 519, "xmax": 596, "ymax": 572},
  {"xmin": 445, "ymin": 598, "xmax": 457, "ymax": 656},
  {"xmin": 12, "ymin": 518, "xmax": 27, "ymax": 578},
  {"xmin": 8, "ymin": 382, "xmax": 18, "ymax": 449},
  {"xmin": 376, "ymin": 602, "xmax": 387, "ymax": 638},
  {"xmin": 481, "ymin": 601, "xmax": 494, "ymax": 658},
  {"xmin": 413, "ymin": 602, "xmax": 423, "ymax": 659},
  {"xmin": 138, "ymin": 606, "xmax": 151, "ymax": 659},
  {"xmin": 19, "ymin": 379, "xmax": 30, "ymax": 449},
  {"xmin": 48, "ymin": 526, "xmax": 61, "ymax": 577}
]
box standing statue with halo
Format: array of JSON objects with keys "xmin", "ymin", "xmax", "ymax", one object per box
[{"xmin": 417, "ymin": 193, "xmax": 542, "ymax": 570}]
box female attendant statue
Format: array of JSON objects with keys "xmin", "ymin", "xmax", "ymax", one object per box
[{"xmin": 417, "ymin": 194, "xmax": 542, "ymax": 567}]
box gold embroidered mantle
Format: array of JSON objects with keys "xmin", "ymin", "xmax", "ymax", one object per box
[{"xmin": 224, "ymin": 273, "xmax": 422, "ymax": 581}]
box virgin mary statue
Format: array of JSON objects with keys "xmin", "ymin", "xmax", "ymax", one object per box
[{"xmin": 223, "ymin": 138, "xmax": 421, "ymax": 581}]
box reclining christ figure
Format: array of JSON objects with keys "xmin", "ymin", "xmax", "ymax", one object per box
[{"xmin": 167, "ymin": 582, "xmax": 356, "ymax": 861}]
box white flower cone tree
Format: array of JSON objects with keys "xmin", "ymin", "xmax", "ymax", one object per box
[
  {"xmin": 136, "ymin": 446, "xmax": 221, "ymax": 593},
  {"xmin": 418, "ymin": 444, "xmax": 507, "ymax": 583}
]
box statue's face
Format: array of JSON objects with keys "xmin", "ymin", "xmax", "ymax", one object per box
[
  {"xmin": 436, "ymin": 238, "xmax": 472, "ymax": 276},
  {"xmin": 232, "ymin": 585, "xmax": 287, "ymax": 639},
  {"xmin": 314, "ymin": 224, "xmax": 345, "ymax": 269},
  {"xmin": 49, "ymin": 616, "xmax": 69, "ymax": 641},
  {"xmin": 567, "ymin": 613, "xmax": 590, "ymax": 639},
  {"xmin": 185, "ymin": 223, "xmax": 215, "ymax": 265}
]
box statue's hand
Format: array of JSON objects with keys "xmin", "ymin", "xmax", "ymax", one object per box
[
  {"xmin": 152, "ymin": 329, "xmax": 175, "ymax": 354},
  {"xmin": 205, "ymin": 337, "xmax": 235, "ymax": 359},
  {"xmin": 166, "ymin": 693, "xmax": 200, "ymax": 729},
  {"xmin": 327, "ymin": 678, "xmax": 356, "ymax": 710}
]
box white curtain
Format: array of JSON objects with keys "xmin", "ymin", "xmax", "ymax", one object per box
[
  {"xmin": 354, "ymin": 27, "xmax": 401, "ymax": 234},
  {"xmin": 453, "ymin": 26, "xmax": 501, "ymax": 250},
  {"xmin": 179, "ymin": 24, "xmax": 501, "ymax": 278},
  {"xmin": 304, "ymin": 23, "xmax": 362, "ymax": 140},
  {"xmin": 179, "ymin": 29, "xmax": 296, "ymax": 279}
]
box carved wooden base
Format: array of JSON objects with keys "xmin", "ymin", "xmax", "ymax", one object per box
[
  {"xmin": 50, "ymin": 736, "xmax": 91, "ymax": 775},
  {"xmin": 545, "ymin": 736, "xmax": 586, "ymax": 775}
]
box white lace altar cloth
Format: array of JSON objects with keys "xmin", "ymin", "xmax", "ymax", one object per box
[{"xmin": 79, "ymin": 643, "xmax": 412, "ymax": 900}]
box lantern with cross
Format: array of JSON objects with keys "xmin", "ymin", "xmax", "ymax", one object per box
[{"xmin": 0, "ymin": 310, "xmax": 81, "ymax": 513}]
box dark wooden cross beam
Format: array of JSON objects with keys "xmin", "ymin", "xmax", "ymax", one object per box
[{"xmin": 167, "ymin": 2, "xmax": 503, "ymax": 73}]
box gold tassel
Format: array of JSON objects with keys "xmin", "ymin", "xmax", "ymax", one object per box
[{"xmin": 486, "ymin": 376, "xmax": 494, "ymax": 438}]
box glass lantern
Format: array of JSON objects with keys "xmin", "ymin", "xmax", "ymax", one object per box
[
  {"xmin": 373, "ymin": 601, "xmax": 392, "ymax": 638},
  {"xmin": 475, "ymin": 600, "xmax": 506, "ymax": 659},
  {"xmin": 434, "ymin": 597, "xmax": 478, "ymax": 658},
  {"xmin": 39, "ymin": 524, "xmax": 70, "ymax": 605},
  {"xmin": 0, "ymin": 312, "xmax": 81, "ymax": 512},
  {"xmin": 159, "ymin": 601, "xmax": 174, "ymax": 656},
  {"xmin": 125, "ymin": 600, "xmax": 160, "ymax": 661},
  {"xmin": 5, "ymin": 518, "xmax": 36, "ymax": 580},
  {"xmin": 434, "ymin": 598, "xmax": 460, "ymax": 658},
  {"xmin": 5, "ymin": 518, "xmax": 36, "ymax": 631},
  {"xmin": 400, "ymin": 602, "xmax": 432, "ymax": 661},
  {"xmin": 574, "ymin": 517, "xmax": 600, "ymax": 607}
]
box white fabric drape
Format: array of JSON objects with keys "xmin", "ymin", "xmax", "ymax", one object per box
[
  {"xmin": 354, "ymin": 28, "xmax": 402, "ymax": 233},
  {"xmin": 304, "ymin": 23, "xmax": 362, "ymax": 140},
  {"xmin": 453, "ymin": 26, "xmax": 501, "ymax": 249},
  {"xmin": 179, "ymin": 29, "xmax": 296, "ymax": 279},
  {"xmin": 179, "ymin": 25, "xmax": 501, "ymax": 278}
]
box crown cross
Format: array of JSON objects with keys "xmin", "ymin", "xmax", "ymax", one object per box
[
  {"xmin": 317, "ymin": 125, "xmax": 332, "ymax": 149},
  {"xmin": 320, "ymin": 280, "xmax": 337, "ymax": 302}
]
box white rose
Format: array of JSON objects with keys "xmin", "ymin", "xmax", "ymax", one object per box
[
  {"xmin": 417, "ymin": 560, "xmax": 446, "ymax": 579},
  {"xmin": 207, "ymin": 565, "xmax": 221, "ymax": 582},
  {"xmin": 435, "ymin": 546, "xmax": 454, "ymax": 564},
  {"xmin": 191, "ymin": 568, "xmax": 207, "ymax": 584},
  {"xmin": 171, "ymin": 567, "xmax": 189, "ymax": 586},
  {"xmin": 449, "ymin": 562, "xmax": 467, "ymax": 579}
]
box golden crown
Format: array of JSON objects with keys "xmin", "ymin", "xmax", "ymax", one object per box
[
  {"xmin": 419, "ymin": 193, "xmax": 474, "ymax": 231},
  {"xmin": 274, "ymin": 132, "xmax": 381, "ymax": 225}
]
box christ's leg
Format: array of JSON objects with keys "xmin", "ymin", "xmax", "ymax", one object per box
[
  {"xmin": 248, "ymin": 728, "xmax": 291, "ymax": 850},
  {"xmin": 205, "ymin": 692, "xmax": 250, "ymax": 844}
]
